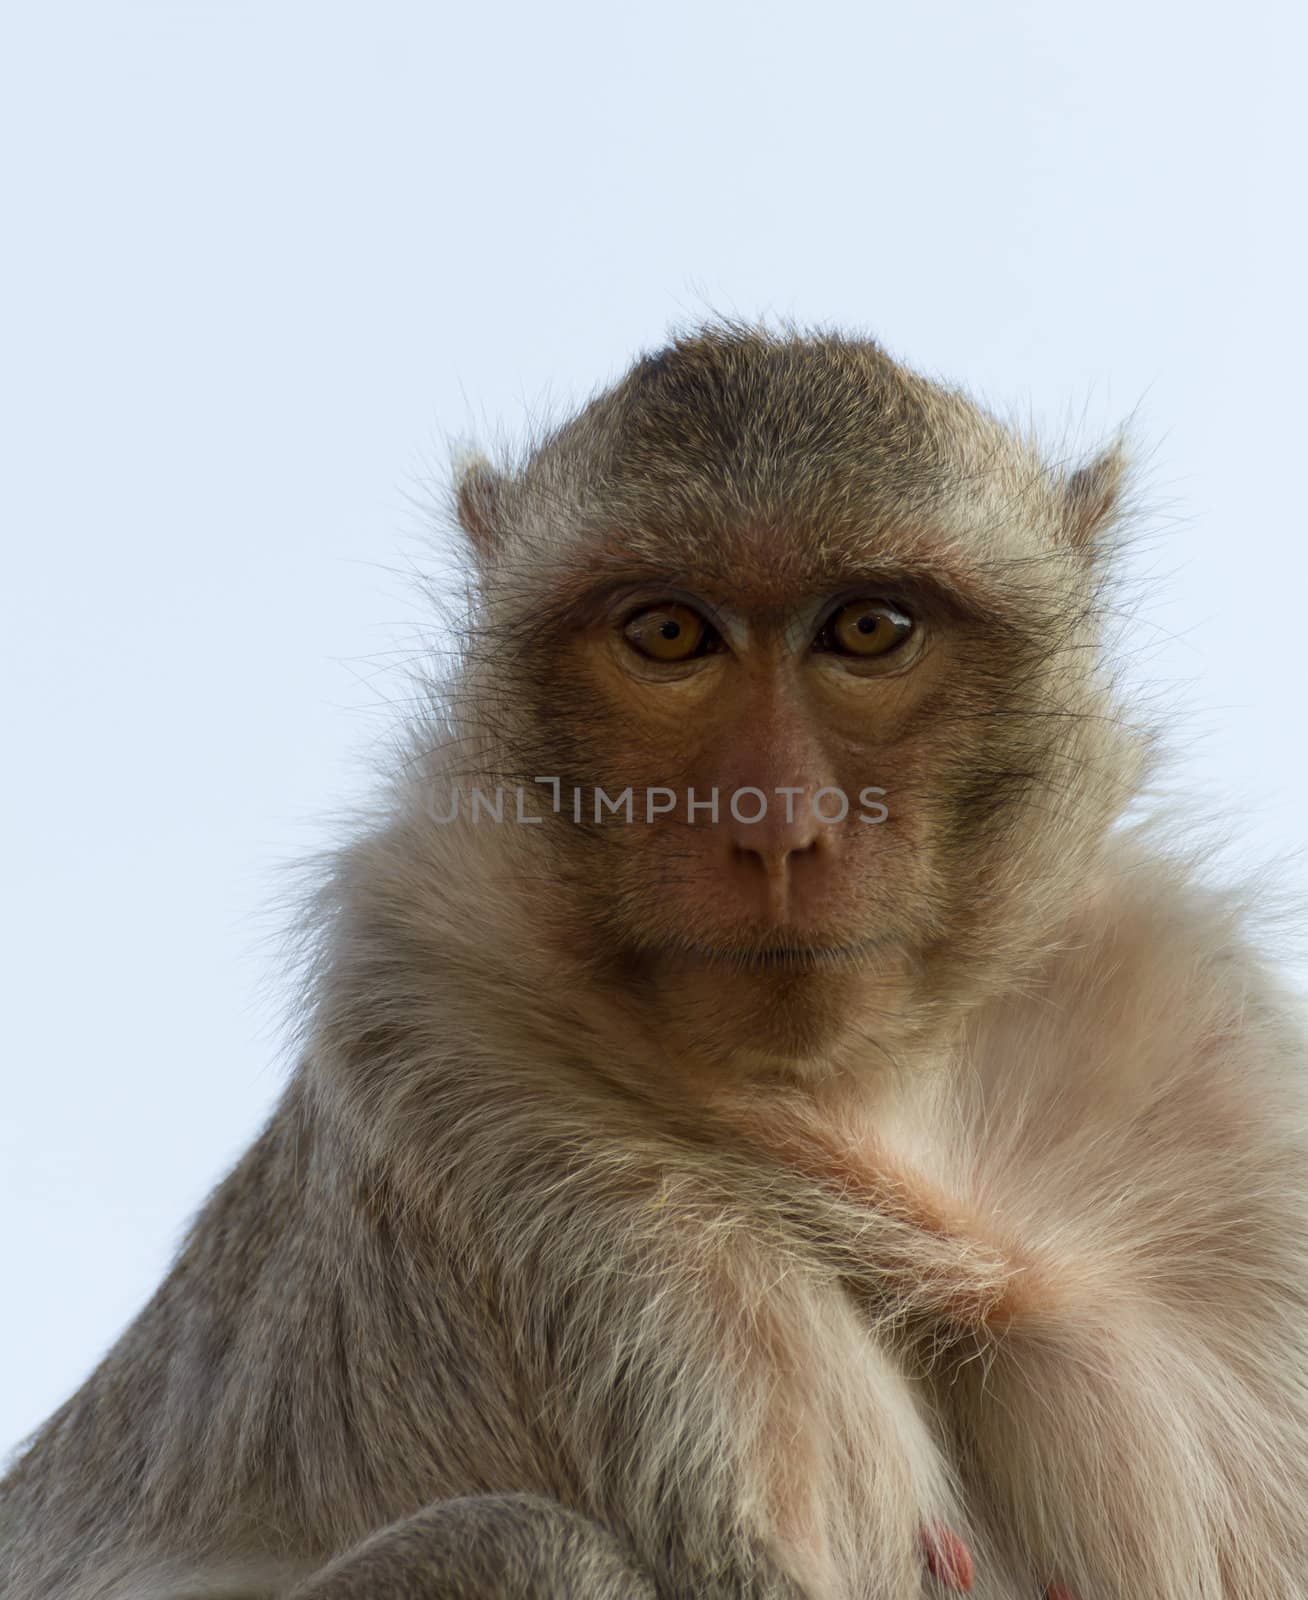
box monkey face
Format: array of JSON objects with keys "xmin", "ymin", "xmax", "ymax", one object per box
[
  {"xmin": 470, "ymin": 528, "xmax": 1093, "ymax": 1073},
  {"xmin": 455, "ymin": 330, "xmax": 1136, "ymax": 1071}
]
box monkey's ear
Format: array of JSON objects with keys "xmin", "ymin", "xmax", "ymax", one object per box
[
  {"xmin": 1061, "ymin": 441, "xmax": 1128, "ymax": 552},
  {"xmin": 454, "ymin": 453, "xmax": 507, "ymax": 563}
]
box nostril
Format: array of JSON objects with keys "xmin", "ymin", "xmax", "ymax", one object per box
[
  {"xmin": 730, "ymin": 841, "xmax": 771, "ymax": 875},
  {"xmin": 731, "ymin": 835, "xmax": 821, "ymax": 873}
]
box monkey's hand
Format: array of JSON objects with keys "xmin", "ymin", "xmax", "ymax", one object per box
[{"xmin": 284, "ymin": 1495, "xmax": 657, "ymax": 1600}]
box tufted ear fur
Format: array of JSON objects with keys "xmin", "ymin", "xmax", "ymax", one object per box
[
  {"xmin": 1061, "ymin": 440, "xmax": 1128, "ymax": 553},
  {"xmin": 454, "ymin": 453, "xmax": 507, "ymax": 564}
]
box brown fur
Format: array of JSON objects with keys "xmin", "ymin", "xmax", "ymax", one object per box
[{"xmin": 3, "ymin": 325, "xmax": 1306, "ymax": 1599}]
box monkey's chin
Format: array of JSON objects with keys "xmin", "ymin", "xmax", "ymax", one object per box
[{"xmin": 631, "ymin": 937, "xmax": 911, "ymax": 1078}]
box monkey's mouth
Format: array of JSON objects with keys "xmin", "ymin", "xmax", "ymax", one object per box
[{"xmin": 670, "ymin": 937, "xmax": 890, "ymax": 974}]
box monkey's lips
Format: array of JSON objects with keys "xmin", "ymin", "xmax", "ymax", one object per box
[{"xmin": 655, "ymin": 934, "xmax": 893, "ymax": 974}]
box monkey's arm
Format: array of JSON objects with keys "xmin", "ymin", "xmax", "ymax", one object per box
[
  {"xmin": 358, "ymin": 1116, "xmax": 953, "ymax": 1600},
  {"xmin": 937, "ymin": 875, "xmax": 1308, "ymax": 1599},
  {"xmin": 284, "ymin": 1495, "xmax": 657, "ymax": 1600}
]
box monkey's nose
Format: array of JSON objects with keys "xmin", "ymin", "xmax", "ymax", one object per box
[
  {"xmin": 729, "ymin": 834, "xmax": 822, "ymax": 879},
  {"xmin": 728, "ymin": 832, "xmax": 824, "ymax": 922},
  {"xmin": 725, "ymin": 807, "xmax": 826, "ymax": 920},
  {"xmin": 727, "ymin": 799, "xmax": 825, "ymax": 876}
]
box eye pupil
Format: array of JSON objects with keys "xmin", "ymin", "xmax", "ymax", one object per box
[
  {"xmin": 825, "ymin": 598, "xmax": 915, "ymax": 661},
  {"xmin": 623, "ymin": 602, "xmax": 713, "ymax": 663}
]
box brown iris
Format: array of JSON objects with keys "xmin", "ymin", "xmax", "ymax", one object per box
[
  {"xmin": 823, "ymin": 599, "xmax": 914, "ymax": 659},
  {"xmin": 623, "ymin": 603, "xmax": 713, "ymax": 662}
]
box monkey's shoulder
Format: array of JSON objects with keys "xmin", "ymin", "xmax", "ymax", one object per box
[
  {"xmin": 940, "ymin": 850, "xmax": 1308, "ymax": 1277},
  {"xmin": 966, "ymin": 848, "xmax": 1303, "ymax": 1103}
]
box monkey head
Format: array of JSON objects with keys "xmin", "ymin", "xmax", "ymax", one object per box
[{"xmin": 451, "ymin": 326, "xmax": 1140, "ymax": 1077}]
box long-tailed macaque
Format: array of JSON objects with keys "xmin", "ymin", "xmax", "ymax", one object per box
[{"xmin": 4, "ymin": 325, "xmax": 1307, "ymax": 1600}]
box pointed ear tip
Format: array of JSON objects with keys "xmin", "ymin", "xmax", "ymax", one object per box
[
  {"xmin": 453, "ymin": 454, "xmax": 504, "ymax": 551},
  {"xmin": 453, "ymin": 450, "xmax": 499, "ymax": 501},
  {"xmin": 1102, "ymin": 436, "xmax": 1130, "ymax": 480},
  {"xmin": 1064, "ymin": 440, "xmax": 1130, "ymax": 545},
  {"xmin": 1078, "ymin": 437, "xmax": 1130, "ymax": 484},
  {"xmin": 452, "ymin": 441, "xmax": 492, "ymax": 477}
]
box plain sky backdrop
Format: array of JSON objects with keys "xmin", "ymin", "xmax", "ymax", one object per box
[{"xmin": 2, "ymin": 1, "xmax": 1305, "ymax": 1460}]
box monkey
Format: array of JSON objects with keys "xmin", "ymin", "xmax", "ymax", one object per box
[{"xmin": 3, "ymin": 323, "xmax": 1307, "ymax": 1600}]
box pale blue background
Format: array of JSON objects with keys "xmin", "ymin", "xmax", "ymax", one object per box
[{"xmin": 2, "ymin": 1, "xmax": 1305, "ymax": 1458}]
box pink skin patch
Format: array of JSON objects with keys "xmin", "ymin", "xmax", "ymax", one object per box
[
  {"xmin": 921, "ymin": 1523, "xmax": 975, "ymax": 1592},
  {"xmin": 919, "ymin": 1521, "xmax": 1076, "ymax": 1598}
]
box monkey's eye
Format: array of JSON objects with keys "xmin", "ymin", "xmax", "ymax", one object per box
[
  {"xmin": 817, "ymin": 599, "xmax": 915, "ymax": 660},
  {"xmin": 622, "ymin": 603, "xmax": 717, "ymax": 663}
]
